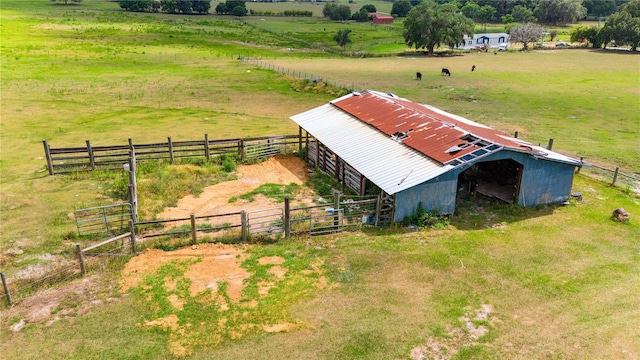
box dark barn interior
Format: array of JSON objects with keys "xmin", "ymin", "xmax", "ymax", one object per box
[{"xmin": 457, "ymin": 159, "xmax": 522, "ymax": 203}]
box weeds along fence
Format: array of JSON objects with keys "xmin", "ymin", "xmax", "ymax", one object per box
[
  {"xmin": 0, "ymin": 192, "xmax": 378, "ymax": 308},
  {"xmin": 42, "ymin": 134, "xmax": 302, "ymax": 175}
]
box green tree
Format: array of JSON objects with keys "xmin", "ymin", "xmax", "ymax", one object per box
[
  {"xmin": 501, "ymin": 14, "xmax": 515, "ymax": 24},
  {"xmin": 391, "ymin": 0, "xmax": 413, "ymax": 17},
  {"xmin": 403, "ymin": 0, "xmax": 475, "ymax": 55},
  {"xmin": 119, "ymin": 0, "xmax": 152, "ymax": 12},
  {"xmin": 570, "ymin": 25, "xmax": 603, "ymax": 48},
  {"xmin": 232, "ymin": 4, "xmax": 247, "ymax": 16},
  {"xmin": 583, "ymin": 0, "xmax": 616, "ymax": 21},
  {"xmin": 534, "ymin": 0, "xmax": 586, "ymax": 25},
  {"xmin": 361, "ymin": 4, "xmax": 377, "ymax": 13},
  {"xmin": 511, "ymin": 5, "xmax": 536, "ymax": 23},
  {"xmin": 509, "ymin": 22, "xmax": 545, "ymax": 50},
  {"xmin": 461, "ymin": 1, "xmax": 480, "ymax": 20},
  {"xmin": 192, "ymin": 0, "xmax": 211, "ymax": 14},
  {"xmin": 477, "ymin": 5, "xmax": 497, "ymax": 30},
  {"xmin": 215, "ymin": 2, "xmax": 226, "ymax": 14},
  {"xmin": 323, "ymin": 3, "xmax": 351, "ymax": 20},
  {"xmin": 602, "ymin": 0, "xmax": 640, "ymax": 50},
  {"xmin": 353, "ymin": 8, "xmax": 370, "ymax": 22},
  {"xmin": 334, "ymin": 29, "xmax": 352, "ymax": 48},
  {"xmin": 160, "ymin": 0, "xmax": 177, "ymax": 13},
  {"xmin": 462, "ymin": 2, "xmax": 496, "ymax": 30}
]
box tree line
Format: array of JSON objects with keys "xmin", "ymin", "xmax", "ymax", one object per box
[
  {"xmin": 391, "ymin": 0, "xmax": 629, "ymax": 24},
  {"xmin": 117, "ymin": 0, "xmax": 211, "ymax": 14},
  {"xmin": 395, "ymin": 0, "xmax": 640, "ymax": 54}
]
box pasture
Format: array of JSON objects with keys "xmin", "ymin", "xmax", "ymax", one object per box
[{"xmin": 1, "ymin": 1, "xmax": 639, "ymax": 359}]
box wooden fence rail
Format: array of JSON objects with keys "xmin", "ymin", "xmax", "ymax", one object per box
[{"xmin": 43, "ymin": 134, "xmax": 303, "ymax": 175}]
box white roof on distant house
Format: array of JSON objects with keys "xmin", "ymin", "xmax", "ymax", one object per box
[{"xmin": 464, "ymin": 32, "xmax": 510, "ymax": 40}]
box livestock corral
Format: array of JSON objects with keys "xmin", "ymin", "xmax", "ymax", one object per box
[{"xmin": 1, "ymin": 1, "xmax": 639, "ymax": 359}]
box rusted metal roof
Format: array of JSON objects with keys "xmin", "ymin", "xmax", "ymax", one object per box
[{"xmin": 331, "ymin": 90, "xmax": 548, "ymax": 166}]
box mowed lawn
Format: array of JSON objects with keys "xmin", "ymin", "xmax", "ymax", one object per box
[{"xmin": 1, "ymin": 1, "xmax": 639, "ymax": 359}]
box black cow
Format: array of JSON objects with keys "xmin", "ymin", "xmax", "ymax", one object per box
[
  {"xmin": 416, "ymin": 72, "xmax": 422, "ymax": 80},
  {"xmin": 441, "ymin": 68, "xmax": 451, "ymax": 76}
]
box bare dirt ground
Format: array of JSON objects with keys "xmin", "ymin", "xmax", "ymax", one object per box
[{"xmin": 158, "ymin": 154, "xmax": 312, "ymax": 221}]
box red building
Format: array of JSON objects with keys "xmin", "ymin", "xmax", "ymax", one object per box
[{"xmin": 372, "ymin": 15, "xmax": 394, "ymax": 24}]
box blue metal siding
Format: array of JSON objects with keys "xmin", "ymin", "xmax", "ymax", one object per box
[
  {"xmin": 474, "ymin": 151, "xmax": 576, "ymax": 207},
  {"xmin": 393, "ymin": 150, "xmax": 576, "ymax": 221},
  {"xmin": 394, "ymin": 171, "xmax": 458, "ymax": 221}
]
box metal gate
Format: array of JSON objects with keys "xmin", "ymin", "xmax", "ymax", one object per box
[
  {"xmin": 247, "ymin": 207, "xmax": 284, "ymax": 237},
  {"xmin": 309, "ymin": 208, "xmax": 344, "ymax": 236},
  {"xmin": 74, "ymin": 203, "xmax": 133, "ymax": 237},
  {"xmin": 244, "ymin": 136, "xmax": 286, "ymax": 161}
]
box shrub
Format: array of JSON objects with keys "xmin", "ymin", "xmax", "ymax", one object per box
[{"xmin": 402, "ymin": 203, "xmax": 449, "ymax": 229}]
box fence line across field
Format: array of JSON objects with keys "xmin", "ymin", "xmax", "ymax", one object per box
[{"xmin": 43, "ymin": 134, "xmax": 303, "ymax": 175}]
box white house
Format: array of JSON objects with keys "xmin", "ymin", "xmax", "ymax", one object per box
[{"xmin": 456, "ymin": 33, "xmax": 510, "ymax": 50}]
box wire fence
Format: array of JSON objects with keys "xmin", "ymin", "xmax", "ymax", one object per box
[
  {"xmin": 578, "ymin": 162, "xmax": 640, "ymax": 194},
  {"xmin": 237, "ymin": 56, "xmax": 360, "ymax": 93}
]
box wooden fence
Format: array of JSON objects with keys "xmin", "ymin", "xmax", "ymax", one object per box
[
  {"xmin": 0, "ymin": 192, "xmax": 378, "ymax": 307},
  {"xmin": 43, "ymin": 134, "xmax": 303, "ymax": 175}
]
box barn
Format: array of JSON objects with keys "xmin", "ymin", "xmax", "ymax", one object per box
[
  {"xmin": 290, "ymin": 90, "xmax": 582, "ymax": 223},
  {"xmin": 371, "ymin": 15, "xmax": 394, "ymax": 24}
]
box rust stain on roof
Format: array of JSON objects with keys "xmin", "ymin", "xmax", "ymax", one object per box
[{"xmin": 332, "ymin": 91, "xmax": 539, "ymax": 165}]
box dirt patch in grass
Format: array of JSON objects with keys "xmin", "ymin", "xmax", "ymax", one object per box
[
  {"xmin": 119, "ymin": 242, "xmax": 325, "ymax": 357},
  {"xmin": 2, "ymin": 274, "xmax": 118, "ymax": 329},
  {"xmin": 157, "ymin": 154, "xmax": 313, "ymax": 226},
  {"xmin": 410, "ymin": 304, "xmax": 496, "ymax": 360},
  {"xmin": 119, "ymin": 243, "xmax": 258, "ymax": 304}
]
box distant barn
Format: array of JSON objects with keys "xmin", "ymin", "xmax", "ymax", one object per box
[
  {"xmin": 290, "ymin": 90, "xmax": 581, "ymax": 223},
  {"xmin": 371, "ymin": 14, "xmax": 394, "ymax": 24}
]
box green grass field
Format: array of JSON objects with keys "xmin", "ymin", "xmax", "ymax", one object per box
[{"xmin": 1, "ymin": 1, "xmax": 639, "ymax": 359}]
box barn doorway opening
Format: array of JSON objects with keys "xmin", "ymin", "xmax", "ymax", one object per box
[{"xmin": 457, "ymin": 159, "xmax": 523, "ymax": 204}]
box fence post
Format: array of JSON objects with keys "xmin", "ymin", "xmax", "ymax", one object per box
[
  {"xmin": 547, "ymin": 138, "xmax": 554, "ymax": 150},
  {"xmin": 86, "ymin": 140, "xmax": 96, "ymax": 170},
  {"xmin": 43, "ymin": 140, "xmax": 54, "ymax": 175},
  {"xmin": 1, "ymin": 272, "xmax": 11, "ymax": 306},
  {"xmin": 612, "ymin": 167, "xmax": 619, "ymax": 186},
  {"xmin": 76, "ymin": 244, "xmax": 86, "ymax": 276},
  {"xmin": 128, "ymin": 149, "xmax": 138, "ymax": 223},
  {"xmin": 168, "ymin": 137, "xmax": 174, "ymax": 164},
  {"xmin": 129, "ymin": 220, "xmax": 137, "ymax": 255},
  {"xmin": 375, "ymin": 194, "xmax": 381, "ymax": 227},
  {"xmin": 333, "ymin": 190, "xmax": 340, "ymax": 229},
  {"xmin": 284, "ymin": 196, "xmax": 291, "ymax": 239},
  {"xmin": 239, "ymin": 139, "xmax": 245, "ymax": 162},
  {"xmin": 298, "ymin": 127, "xmax": 303, "ymax": 156},
  {"xmin": 576, "ymin": 157, "xmax": 584, "ymax": 173},
  {"xmin": 241, "ymin": 210, "xmax": 248, "ymax": 242},
  {"xmin": 204, "ymin": 133, "xmax": 210, "ymax": 161},
  {"xmin": 190, "ymin": 213, "xmax": 197, "ymax": 245}
]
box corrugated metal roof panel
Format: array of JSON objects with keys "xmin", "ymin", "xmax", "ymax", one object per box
[
  {"xmin": 331, "ymin": 91, "xmax": 580, "ymax": 166},
  {"xmin": 290, "ymin": 103, "xmax": 452, "ymax": 195}
]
